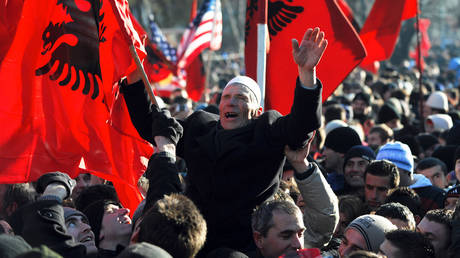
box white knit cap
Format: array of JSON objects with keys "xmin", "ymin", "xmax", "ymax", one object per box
[
  {"xmin": 325, "ymin": 119, "xmax": 348, "ymax": 135},
  {"xmin": 426, "ymin": 91, "xmax": 448, "ymax": 111},
  {"xmin": 225, "ymin": 76, "xmax": 261, "ymax": 106},
  {"xmin": 427, "ymin": 114, "xmax": 453, "ymax": 131}
]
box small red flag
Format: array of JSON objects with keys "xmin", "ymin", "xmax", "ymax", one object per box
[
  {"xmin": 359, "ymin": 0, "xmax": 417, "ymax": 66},
  {"xmin": 0, "ymin": 0, "xmax": 153, "ymax": 212},
  {"xmin": 185, "ymin": 54, "xmax": 206, "ymax": 101},
  {"xmin": 245, "ymin": 0, "xmax": 366, "ymax": 114}
]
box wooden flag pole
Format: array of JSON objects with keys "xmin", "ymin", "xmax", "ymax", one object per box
[
  {"xmin": 256, "ymin": 0, "xmax": 268, "ymax": 109},
  {"xmin": 415, "ymin": 0, "xmax": 424, "ymax": 132},
  {"xmin": 129, "ymin": 44, "xmax": 158, "ymax": 107}
]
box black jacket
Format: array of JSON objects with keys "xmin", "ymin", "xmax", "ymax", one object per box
[{"xmin": 123, "ymin": 78, "xmax": 322, "ymax": 253}]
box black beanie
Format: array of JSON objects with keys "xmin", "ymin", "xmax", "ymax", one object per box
[
  {"xmin": 324, "ymin": 127, "xmax": 362, "ymax": 154},
  {"xmin": 377, "ymin": 101, "xmax": 401, "ymax": 124},
  {"xmin": 343, "ymin": 145, "xmax": 376, "ymax": 170},
  {"xmin": 81, "ymin": 200, "xmax": 120, "ymax": 247},
  {"xmin": 455, "ymin": 146, "xmax": 460, "ymax": 165}
]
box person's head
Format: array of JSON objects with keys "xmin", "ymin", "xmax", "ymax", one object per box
[
  {"xmin": 425, "ymin": 114, "xmax": 453, "ymax": 134},
  {"xmin": 117, "ymin": 242, "xmax": 172, "ymax": 258},
  {"xmin": 455, "ymin": 146, "xmax": 460, "ymax": 182},
  {"xmin": 137, "ymin": 194, "xmax": 206, "ymax": 258},
  {"xmin": 364, "ymin": 160, "xmax": 400, "ymax": 211},
  {"xmin": 377, "ymin": 98, "xmax": 402, "ymax": 129},
  {"xmin": 379, "ymin": 230, "xmax": 435, "ymax": 258},
  {"xmin": 63, "ymin": 207, "xmax": 97, "ymax": 254},
  {"xmin": 423, "ymin": 91, "xmax": 448, "ymax": 117},
  {"xmin": 343, "ymin": 146, "xmax": 376, "ymax": 189},
  {"xmin": 0, "ymin": 183, "xmax": 36, "ymax": 220},
  {"xmin": 376, "ymin": 142, "xmax": 413, "ymax": 187},
  {"xmin": 323, "ymin": 127, "xmax": 362, "ymax": 172},
  {"xmin": 417, "ymin": 209, "xmax": 453, "ymax": 258},
  {"xmin": 352, "ymin": 92, "xmax": 372, "ymax": 116},
  {"xmin": 324, "ymin": 104, "xmax": 347, "ymax": 124},
  {"xmin": 71, "ymin": 173, "xmax": 106, "ymax": 200},
  {"xmin": 367, "ymin": 124, "xmax": 393, "ymax": 151},
  {"xmin": 219, "ymin": 76, "xmax": 262, "ymax": 130},
  {"xmin": 375, "ymin": 202, "xmax": 416, "ymax": 230},
  {"xmin": 416, "ymin": 134, "xmax": 439, "ymax": 159},
  {"xmin": 82, "ymin": 200, "xmax": 131, "ymax": 249},
  {"xmin": 385, "ymin": 187, "xmax": 422, "ymax": 223},
  {"xmin": 445, "ymin": 185, "xmax": 460, "ymax": 210},
  {"xmin": 335, "ymin": 195, "xmax": 366, "ymax": 238},
  {"xmin": 74, "ymin": 184, "xmax": 119, "ymax": 212},
  {"xmin": 252, "ymin": 200, "xmax": 305, "ymax": 258},
  {"xmin": 338, "ymin": 214, "xmax": 397, "ymax": 257},
  {"xmin": 415, "ymin": 158, "xmax": 448, "ymax": 189}
]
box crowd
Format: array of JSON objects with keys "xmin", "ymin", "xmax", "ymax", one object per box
[{"xmin": 0, "ymin": 26, "xmax": 459, "ymax": 258}]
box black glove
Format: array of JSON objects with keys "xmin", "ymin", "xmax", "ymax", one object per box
[
  {"xmin": 151, "ymin": 106, "xmax": 184, "ymax": 146},
  {"xmin": 36, "ymin": 172, "xmax": 76, "ymax": 199}
]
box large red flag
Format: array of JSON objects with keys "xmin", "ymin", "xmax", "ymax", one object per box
[
  {"xmin": 0, "ymin": 0, "xmax": 153, "ymax": 212},
  {"xmin": 245, "ymin": 0, "xmax": 366, "ymax": 114},
  {"xmin": 359, "ymin": 0, "xmax": 417, "ymax": 66}
]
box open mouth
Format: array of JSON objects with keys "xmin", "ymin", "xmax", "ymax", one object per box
[
  {"xmin": 224, "ymin": 112, "xmax": 238, "ymax": 118},
  {"xmin": 80, "ymin": 236, "xmax": 93, "ymax": 243}
]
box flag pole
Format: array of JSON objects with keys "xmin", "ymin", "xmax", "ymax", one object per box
[
  {"xmin": 415, "ymin": 0, "xmax": 424, "ymax": 132},
  {"xmin": 256, "ymin": 0, "xmax": 268, "ymax": 109},
  {"xmin": 129, "ymin": 45, "xmax": 158, "ymax": 107}
]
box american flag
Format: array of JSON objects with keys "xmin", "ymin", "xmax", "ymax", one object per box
[
  {"xmin": 177, "ymin": 0, "xmax": 222, "ymax": 69},
  {"xmin": 149, "ymin": 15, "xmax": 177, "ymax": 63}
]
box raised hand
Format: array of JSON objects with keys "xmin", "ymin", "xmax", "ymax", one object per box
[{"xmin": 292, "ymin": 28, "xmax": 328, "ymax": 87}]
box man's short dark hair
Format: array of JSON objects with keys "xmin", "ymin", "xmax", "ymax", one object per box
[
  {"xmin": 251, "ymin": 200, "xmax": 301, "ymax": 237},
  {"xmin": 384, "ymin": 230, "xmax": 435, "ymax": 258},
  {"xmin": 385, "ymin": 187, "xmax": 422, "ymax": 218},
  {"xmin": 369, "ymin": 124, "xmax": 393, "ymax": 142},
  {"xmin": 2, "ymin": 183, "xmax": 36, "ymax": 219},
  {"xmin": 416, "ymin": 157, "xmax": 447, "ymax": 175},
  {"xmin": 138, "ymin": 194, "xmax": 206, "ymax": 258},
  {"xmin": 424, "ymin": 209, "xmax": 453, "ymax": 231},
  {"xmin": 364, "ymin": 160, "xmax": 400, "ymax": 189},
  {"xmin": 375, "ymin": 202, "xmax": 415, "ymax": 229},
  {"xmin": 324, "ymin": 104, "xmax": 346, "ymax": 124}
]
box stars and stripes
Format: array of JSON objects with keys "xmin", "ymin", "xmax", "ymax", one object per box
[
  {"xmin": 149, "ymin": 15, "xmax": 177, "ymax": 63},
  {"xmin": 177, "ymin": 0, "xmax": 222, "ymax": 69}
]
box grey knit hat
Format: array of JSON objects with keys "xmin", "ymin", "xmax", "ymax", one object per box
[{"xmin": 346, "ymin": 215, "xmax": 397, "ymax": 253}]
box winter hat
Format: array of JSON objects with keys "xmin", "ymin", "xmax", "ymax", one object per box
[
  {"xmin": 455, "ymin": 146, "xmax": 460, "ymax": 163},
  {"xmin": 343, "ymin": 145, "xmax": 376, "ymax": 170},
  {"xmin": 0, "ymin": 235, "xmax": 32, "ymax": 258},
  {"xmin": 324, "ymin": 119, "xmax": 348, "ymax": 135},
  {"xmin": 117, "ymin": 243, "xmax": 172, "ymax": 258},
  {"xmin": 81, "ymin": 199, "xmax": 120, "ymax": 246},
  {"xmin": 206, "ymin": 247, "xmax": 249, "ymax": 258},
  {"xmin": 426, "ymin": 91, "xmax": 448, "ymax": 111},
  {"xmin": 416, "ymin": 134, "xmax": 439, "ymax": 152},
  {"xmin": 447, "ymin": 122, "xmax": 460, "ymax": 145},
  {"xmin": 225, "ymin": 76, "xmax": 261, "ymax": 106},
  {"xmin": 324, "ymin": 127, "xmax": 362, "ymax": 154},
  {"xmin": 377, "ymin": 98, "xmax": 401, "ymax": 124},
  {"xmin": 132, "ymin": 199, "xmax": 146, "ymax": 227},
  {"xmin": 426, "ymin": 114, "xmax": 453, "ymax": 132},
  {"xmin": 346, "ymin": 215, "xmax": 397, "ymax": 253},
  {"xmin": 376, "ymin": 141, "xmax": 414, "ymax": 173},
  {"xmin": 63, "ymin": 207, "xmax": 88, "ymax": 222}
]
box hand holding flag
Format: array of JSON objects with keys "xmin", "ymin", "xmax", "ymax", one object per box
[{"xmin": 292, "ymin": 27, "xmax": 328, "ymax": 87}]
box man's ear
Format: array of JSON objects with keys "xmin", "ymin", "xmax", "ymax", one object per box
[{"xmin": 253, "ymin": 231, "xmax": 264, "ymax": 249}]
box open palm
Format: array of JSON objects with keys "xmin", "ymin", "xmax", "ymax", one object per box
[{"xmin": 292, "ymin": 27, "xmax": 328, "ymax": 72}]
